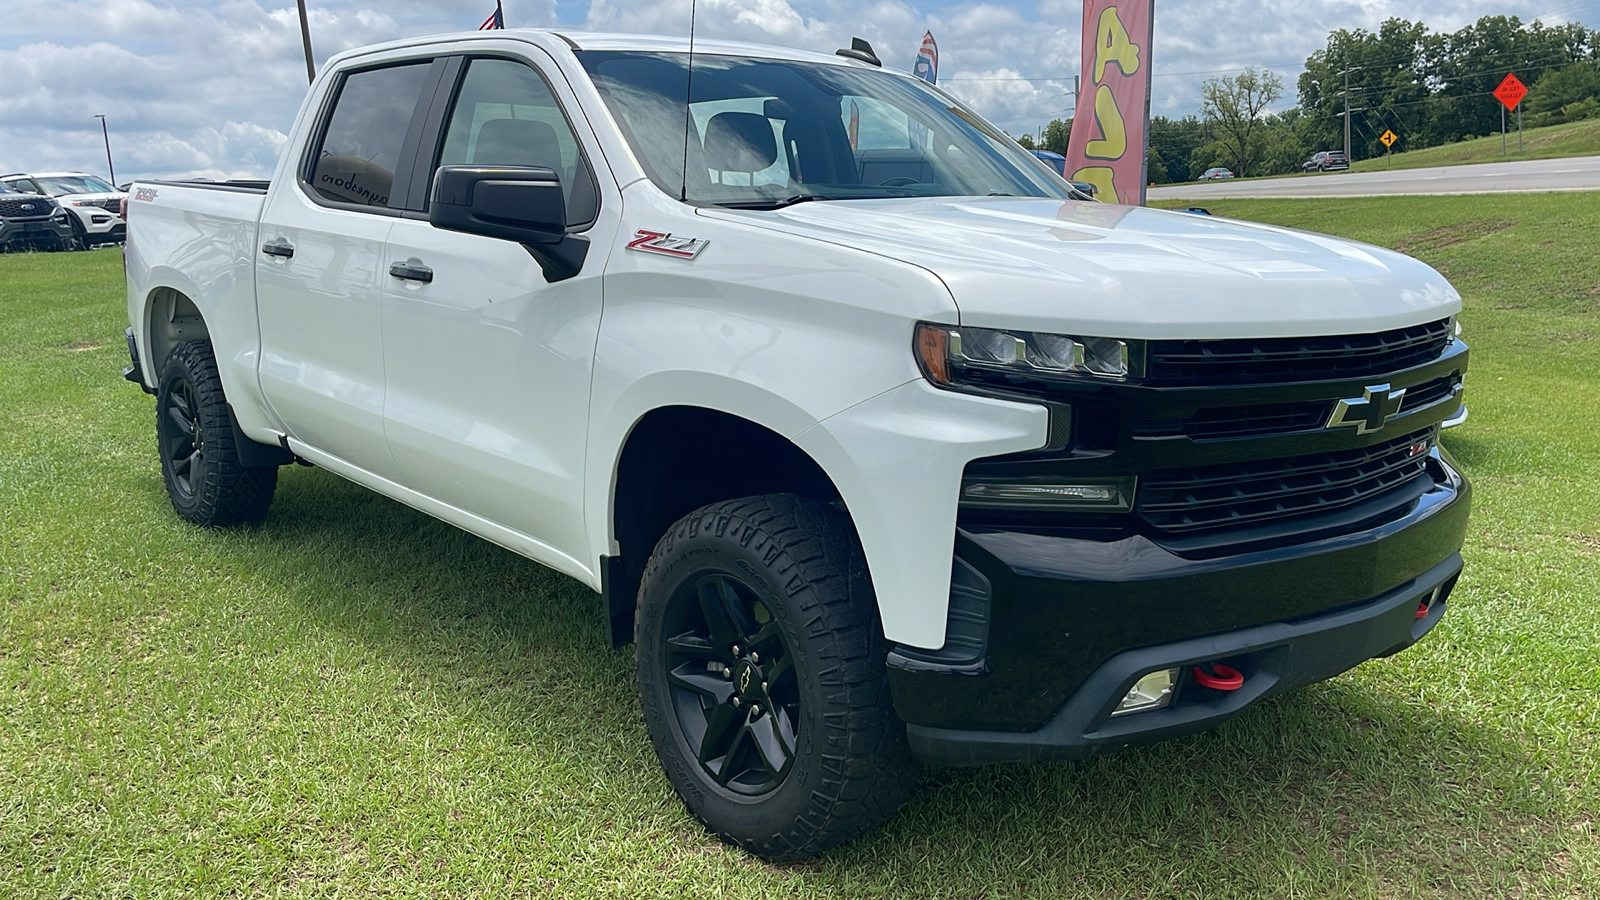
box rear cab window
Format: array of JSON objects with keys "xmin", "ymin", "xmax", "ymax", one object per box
[{"xmin": 306, "ymin": 62, "xmax": 435, "ymax": 210}]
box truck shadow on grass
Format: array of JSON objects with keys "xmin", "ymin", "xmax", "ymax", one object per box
[{"xmin": 247, "ymin": 465, "xmax": 1562, "ymax": 896}]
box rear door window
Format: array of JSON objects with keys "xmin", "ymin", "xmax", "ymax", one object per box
[{"xmin": 308, "ymin": 62, "xmax": 434, "ymax": 209}]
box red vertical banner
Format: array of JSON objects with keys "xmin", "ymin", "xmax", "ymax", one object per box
[{"xmin": 1063, "ymin": 1, "xmax": 1154, "ymax": 205}]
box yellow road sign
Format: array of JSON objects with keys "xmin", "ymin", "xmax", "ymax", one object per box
[{"xmin": 1380, "ymin": 130, "xmax": 1398, "ymax": 148}]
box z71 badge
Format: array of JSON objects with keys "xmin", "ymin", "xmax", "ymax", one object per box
[{"xmin": 627, "ymin": 230, "xmax": 709, "ymax": 259}]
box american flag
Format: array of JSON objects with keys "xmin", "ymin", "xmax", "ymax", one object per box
[
  {"xmin": 478, "ymin": 0, "xmax": 504, "ymax": 29},
  {"xmin": 912, "ymin": 31, "xmax": 938, "ymax": 84}
]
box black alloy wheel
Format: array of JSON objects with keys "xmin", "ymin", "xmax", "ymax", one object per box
[
  {"xmin": 160, "ymin": 370, "xmax": 207, "ymax": 502},
  {"xmin": 662, "ymin": 572, "xmax": 801, "ymax": 796},
  {"xmin": 635, "ymin": 494, "xmax": 917, "ymax": 861},
  {"xmin": 156, "ymin": 340, "xmax": 278, "ymax": 526}
]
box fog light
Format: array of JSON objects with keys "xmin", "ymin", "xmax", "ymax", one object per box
[{"xmin": 1111, "ymin": 667, "xmax": 1179, "ymax": 717}]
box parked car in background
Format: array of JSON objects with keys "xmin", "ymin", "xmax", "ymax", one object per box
[
  {"xmin": 1200, "ymin": 167, "xmax": 1235, "ymax": 180},
  {"xmin": 1303, "ymin": 151, "xmax": 1350, "ymax": 173},
  {"xmin": 1027, "ymin": 150, "xmax": 1099, "ymax": 199},
  {"xmin": 0, "ymin": 182, "xmax": 76, "ymax": 252},
  {"xmin": 2, "ymin": 171, "xmax": 126, "ymax": 246}
]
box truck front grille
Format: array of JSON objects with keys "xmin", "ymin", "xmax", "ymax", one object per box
[
  {"xmin": 1136, "ymin": 428, "xmax": 1435, "ymax": 536},
  {"xmin": 0, "ymin": 197, "xmax": 54, "ymax": 218},
  {"xmin": 1145, "ymin": 319, "xmax": 1452, "ymax": 386},
  {"xmin": 1134, "ymin": 374, "xmax": 1461, "ymax": 441}
]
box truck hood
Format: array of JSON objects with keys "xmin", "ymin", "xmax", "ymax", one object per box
[{"xmin": 703, "ymin": 197, "xmax": 1459, "ymax": 339}]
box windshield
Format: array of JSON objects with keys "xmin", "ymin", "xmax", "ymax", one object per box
[
  {"xmin": 35, "ymin": 175, "xmax": 116, "ymax": 196},
  {"xmin": 576, "ymin": 51, "xmax": 1072, "ymax": 208}
]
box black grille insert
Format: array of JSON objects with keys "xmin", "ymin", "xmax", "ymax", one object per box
[
  {"xmin": 1146, "ymin": 319, "xmax": 1452, "ymax": 385},
  {"xmin": 1137, "ymin": 429, "xmax": 1435, "ymax": 535},
  {"xmin": 1136, "ymin": 374, "xmax": 1462, "ymax": 441},
  {"xmin": 0, "ymin": 197, "xmax": 54, "ymax": 218}
]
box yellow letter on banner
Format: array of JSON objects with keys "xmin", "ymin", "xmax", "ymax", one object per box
[
  {"xmin": 1070, "ymin": 167, "xmax": 1119, "ymax": 204},
  {"xmin": 1093, "ymin": 6, "xmax": 1141, "ymax": 83},
  {"xmin": 1084, "ymin": 84, "xmax": 1126, "ymax": 160}
]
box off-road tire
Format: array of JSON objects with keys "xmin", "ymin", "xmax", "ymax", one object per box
[
  {"xmin": 156, "ymin": 340, "xmax": 277, "ymax": 526},
  {"xmin": 635, "ymin": 494, "xmax": 917, "ymax": 861}
]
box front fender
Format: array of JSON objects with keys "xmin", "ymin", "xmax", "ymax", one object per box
[{"xmin": 796, "ymin": 381, "xmax": 1047, "ymax": 649}]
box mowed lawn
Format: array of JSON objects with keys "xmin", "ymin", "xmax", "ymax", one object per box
[{"xmin": 2, "ymin": 194, "xmax": 1598, "ymax": 898}]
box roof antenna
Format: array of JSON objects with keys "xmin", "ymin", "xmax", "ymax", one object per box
[
  {"xmin": 679, "ymin": 0, "xmax": 699, "ymax": 202},
  {"xmin": 835, "ymin": 37, "xmax": 881, "ymax": 67}
]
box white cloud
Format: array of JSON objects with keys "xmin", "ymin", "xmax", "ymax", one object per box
[{"xmin": 0, "ymin": 0, "xmax": 1590, "ymax": 179}]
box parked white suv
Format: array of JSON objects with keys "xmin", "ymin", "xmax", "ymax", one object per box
[
  {"xmin": 121, "ymin": 29, "xmax": 1472, "ymax": 860},
  {"xmin": 2, "ymin": 171, "xmax": 126, "ymax": 247}
]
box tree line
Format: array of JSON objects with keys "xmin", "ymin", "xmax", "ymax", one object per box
[{"xmin": 1015, "ymin": 15, "xmax": 1600, "ymax": 181}]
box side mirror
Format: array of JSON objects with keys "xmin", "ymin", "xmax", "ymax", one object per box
[
  {"xmin": 429, "ymin": 165, "xmax": 589, "ymax": 281},
  {"xmin": 430, "ymin": 165, "xmax": 566, "ymax": 245}
]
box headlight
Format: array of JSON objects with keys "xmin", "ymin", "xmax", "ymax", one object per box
[{"xmin": 915, "ymin": 322, "xmax": 1139, "ymax": 386}]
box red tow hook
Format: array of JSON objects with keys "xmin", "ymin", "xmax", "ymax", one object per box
[
  {"xmin": 1192, "ymin": 663, "xmax": 1244, "ymax": 691},
  {"xmin": 1415, "ymin": 602, "xmax": 1430, "ymax": 619}
]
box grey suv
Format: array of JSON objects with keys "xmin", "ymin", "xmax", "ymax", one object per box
[
  {"xmin": 1303, "ymin": 151, "xmax": 1350, "ymax": 172},
  {"xmin": 0, "ymin": 183, "xmax": 77, "ymax": 252}
]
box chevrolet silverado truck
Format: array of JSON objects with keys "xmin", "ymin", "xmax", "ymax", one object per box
[{"xmin": 122, "ymin": 30, "xmax": 1472, "ymax": 860}]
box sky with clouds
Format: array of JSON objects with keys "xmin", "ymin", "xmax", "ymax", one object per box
[{"xmin": 2, "ymin": 0, "xmax": 1595, "ymax": 182}]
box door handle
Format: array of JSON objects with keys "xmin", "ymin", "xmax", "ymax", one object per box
[
  {"xmin": 389, "ymin": 261, "xmax": 434, "ymax": 284},
  {"xmin": 261, "ymin": 238, "xmax": 294, "ymax": 259}
]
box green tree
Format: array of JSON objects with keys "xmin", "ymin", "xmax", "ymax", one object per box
[
  {"xmin": 1015, "ymin": 132, "xmax": 1037, "ymax": 150},
  {"xmin": 1148, "ymin": 115, "xmax": 1208, "ymax": 182},
  {"xmin": 1200, "ymin": 68, "xmax": 1284, "ymax": 176},
  {"xmin": 1523, "ymin": 60, "xmax": 1600, "ymax": 126},
  {"xmin": 1298, "ymin": 16, "xmax": 1600, "ymax": 159},
  {"xmin": 1187, "ymin": 140, "xmax": 1230, "ymax": 180},
  {"xmin": 1259, "ymin": 108, "xmax": 1314, "ymax": 174},
  {"xmin": 1145, "ymin": 145, "xmax": 1168, "ymax": 184},
  {"xmin": 1297, "ymin": 19, "xmax": 1430, "ymax": 161},
  {"xmin": 1040, "ymin": 117, "xmax": 1072, "ymax": 155}
]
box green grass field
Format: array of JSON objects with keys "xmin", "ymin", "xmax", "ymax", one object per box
[
  {"xmin": 3, "ymin": 196, "xmax": 1598, "ymax": 897},
  {"xmin": 1341, "ymin": 117, "xmax": 1600, "ymax": 173}
]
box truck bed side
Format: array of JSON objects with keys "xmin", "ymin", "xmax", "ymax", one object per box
[{"xmin": 124, "ymin": 181, "xmax": 282, "ymax": 442}]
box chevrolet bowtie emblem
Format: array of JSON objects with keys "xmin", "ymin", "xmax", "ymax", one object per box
[{"xmin": 1327, "ymin": 383, "xmax": 1407, "ymax": 434}]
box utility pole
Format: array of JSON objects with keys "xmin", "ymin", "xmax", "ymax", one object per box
[
  {"xmin": 1343, "ymin": 64, "xmax": 1351, "ymax": 161},
  {"xmin": 93, "ymin": 115, "xmax": 116, "ymax": 187},
  {"xmin": 296, "ymin": 0, "xmax": 315, "ymax": 84}
]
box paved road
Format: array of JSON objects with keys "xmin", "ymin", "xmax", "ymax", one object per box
[{"xmin": 1147, "ymin": 155, "xmax": 1600, "ymax": 200}]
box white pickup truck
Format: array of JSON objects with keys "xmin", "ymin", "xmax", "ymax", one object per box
[{"xmin": 123, "ymin": 29, "xmax": 1472, "ymax": 860}]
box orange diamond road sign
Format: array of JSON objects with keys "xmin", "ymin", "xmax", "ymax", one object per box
[
  {"xmin": 1494, "ymin": 73, "xmax": 1528, "ymax": 110},
  {"xmin": 1380, "ymin": 130, "xmax": 1398, "ymax": 148}
]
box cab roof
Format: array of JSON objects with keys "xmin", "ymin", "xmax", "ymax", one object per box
[{"xmin": 331, "ymin": 28, "xmax": 885, "ymax": 74}]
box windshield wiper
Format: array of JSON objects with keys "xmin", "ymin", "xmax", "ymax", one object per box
[{"xmin": 713, "ymin": 193, "xmax": 842, "ymax": 211}]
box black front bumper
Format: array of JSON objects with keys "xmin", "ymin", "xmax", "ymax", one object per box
[
  {"xmin": 888, "ymin": 449, "xmax": 1469, "ymax": 766},
  {"xmin": 0, "ymin": 217, "xmax": 75, "ymax": 250}
]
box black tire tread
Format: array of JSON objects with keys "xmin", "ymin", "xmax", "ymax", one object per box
[
  {"xmin": 636, "ymin": 493, "xmax": 917, "ymax": 861},
  {"xmin": 158, "ymin": 340, "xmax": 277, "ymax": 526}
]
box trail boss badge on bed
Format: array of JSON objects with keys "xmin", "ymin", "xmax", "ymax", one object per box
[{"xmin": 1327, "ymin": 383, "xmax": 1407, "ymax": 434}]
